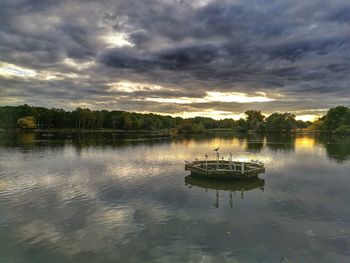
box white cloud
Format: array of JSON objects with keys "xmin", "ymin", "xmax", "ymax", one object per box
[
  {"xmin": 144, "ymin": 91, "xmax": 275, "ymax": 105},
  {"xmin": 103, "ymin": 32, "xmax": 134, "ymax": 48}
]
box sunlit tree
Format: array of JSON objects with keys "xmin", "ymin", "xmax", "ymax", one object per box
[{"xmin": 17, "ymin": 116, "xmax": 37, "ymax": 129}]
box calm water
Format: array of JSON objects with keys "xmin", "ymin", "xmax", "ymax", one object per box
[{"xmin": 0, "ymin": 132, "xmax": 350, "ymax": 263}]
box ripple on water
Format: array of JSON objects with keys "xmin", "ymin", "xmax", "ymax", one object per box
[{"xmin": 0, "ymin": 134, "xmax": 350, "ymax": 263}]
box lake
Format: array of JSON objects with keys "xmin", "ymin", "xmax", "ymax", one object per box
[{"xmin": 0, "ymin": 132, "xmax": 350, "ymax": 263}]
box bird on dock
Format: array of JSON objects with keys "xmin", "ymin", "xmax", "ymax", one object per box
[{"xmin": 214, "ymin": 147, "xmax": 219, "ymax": 151}]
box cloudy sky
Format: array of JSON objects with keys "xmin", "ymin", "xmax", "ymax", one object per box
[{"xmin": 0, "ymin": 0, "xmax": 349, "ymax": 120}]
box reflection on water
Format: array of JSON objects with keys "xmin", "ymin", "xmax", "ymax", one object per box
[
  {"xmin": 317, "ymin": 136, "xmax": 350, "ymax": 163},
  {"xmin": 185, "ymin": 175, "xmax": 265, "ymax": 208},
  {"xmin": 295, "ymin": 136, "xmax": 315, "ymax": 150},
  {"xmin": 185, "ymin": 176, "xmax": 265, "ymax": 192},
  {"xmin": 0, "ymin": 132, "xmax": 350, "ymax": 263},
  {"xmin": 2, "ymin": 132, "xmax": 350, "ymax": 163},
  {"xmin": 244, "ymin": 133, "xmax": 265, "ymax": 152}
]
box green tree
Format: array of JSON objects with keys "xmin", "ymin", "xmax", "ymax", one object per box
[
  {"xmin": 178, "ymin": 119, "xmax": 194, "ymax": 133},
  {"xmin": 334, "ymin": 125, "xmax": 350, "ymax": 135},
  {"xmin": 192, "ymin": 117, "xmax": 217, "ymax": 129},
  {"xmin": 296, "ymin": 120, "xmax": 308, "ymax": 129},
  {"xmin": 122, "ymin": 113, "xmax": 133, "ymax": 130},
  {"xmin": 265, "ymin": 113, "xmax": 296, "ymax": 132},
  {"xmin": 322, "ymin": 106, "xmax": 350, "ymax": 132},
  {"xmin": 192, "ymin": 123, "xmax": 205, "ymax": 133},
  {"xmin": 218, "ymin": 118, "xmax": 235, "ymax": 128},
  {"xmin": 110, "ymin": 115, "xmax": 119, "ymax": 129},
  {"xmin": 309, "ymin": 118, "xmax": 323, "ymax": 132},
  {"xmin": 131, "ymin": 114, "xmax": 143, "ymax": 130},
  {"xmin": 245, "ymin": 110, "xmax": 265, "ymax": 131},
  {"xmin": 234, "ymin": 118, "xmax": 249, "ymax": 132}
]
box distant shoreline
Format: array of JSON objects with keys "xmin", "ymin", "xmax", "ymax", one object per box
[
  {"xmin": 0, "ymin": 128, "xmax": 171, "ymax": 134},
  {"xmin": 2, "ymin": 105, "xmax": 350, "ymax": 135},
  {"xmin": 0, "ymin": 128, "xmax": 324, "ymax": 136}
]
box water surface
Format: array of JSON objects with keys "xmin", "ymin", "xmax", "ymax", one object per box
[{"xmin": 0, "ymin": 132, "xmax": 350, "ymax": 263}]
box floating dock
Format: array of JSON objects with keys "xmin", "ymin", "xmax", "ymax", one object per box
[{"xmin": 185, "ymin": 159, "xmax": 265, "ymax": 179}]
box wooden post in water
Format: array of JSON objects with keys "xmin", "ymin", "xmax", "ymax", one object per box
[
  {"xmin": 216, "ymin": 151, "xmax": 219, "ymax": 169},
  {"xmin": 241, "ymin": 162, "xmax": 244, "ymax": 174},
  {"xmin": 214, "ymin": 190, "xmax": 219, "ymax": 208},
  {"xmin": 205, "ymin": 154, "xmax": 208, "ymax": 171},
  {"xmin": 230, "ymin": 152, "xmax": 236, "ymax": 171}
]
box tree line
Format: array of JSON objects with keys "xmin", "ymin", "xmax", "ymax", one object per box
[
  {"xmin": 0, "ymin": 105, "xmax": 181, "ymax": 131},
  {"xmin": 0, "ymin": 104, "xmax": 349, "ymax": 134}
]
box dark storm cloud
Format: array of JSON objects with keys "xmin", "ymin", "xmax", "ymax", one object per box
[
  {"xmin": 100, "ymin": 45, "xmax": 220, "ymax": 72},
  {"xmin": 0, "ymin": 0, "xmax": 350, "ymax": 117}
]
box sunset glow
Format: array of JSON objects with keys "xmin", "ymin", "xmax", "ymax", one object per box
[
  {"xmin": 205, "ymin": 92, "xmax": 274, "ymax": 103},
  {"xmin": 0, "ymin": 62, "xmax": 37, "ymax": 78},
  {"xmin": 295, "ymin": 115, "xmax": 320, "ymax": 122}
]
